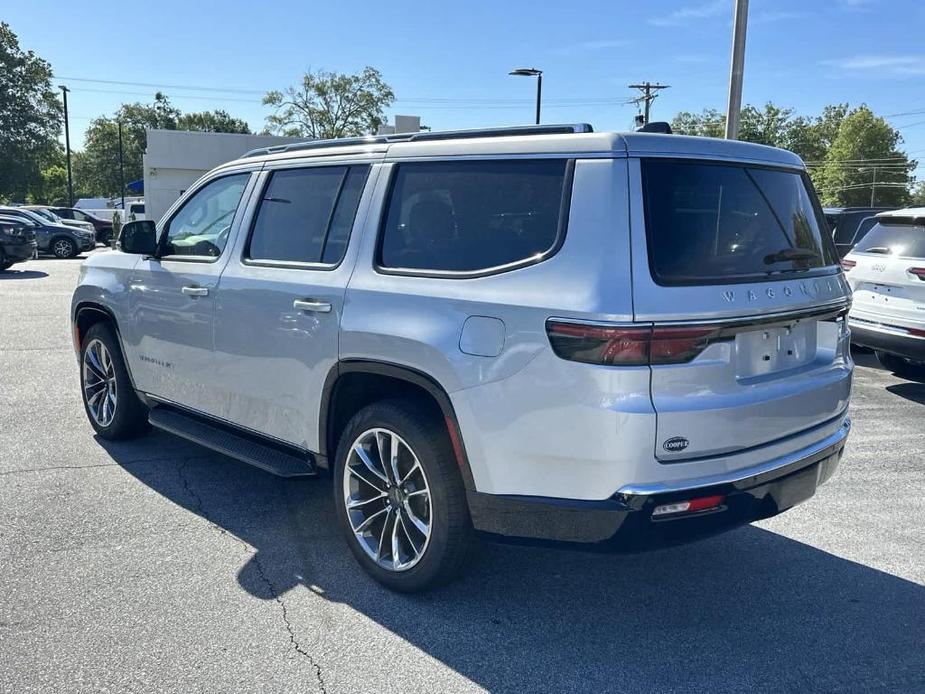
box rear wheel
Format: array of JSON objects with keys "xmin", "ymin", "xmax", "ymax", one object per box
[
  {"xmin": 80, "ymin": 323, "xmax": 148, "ymax": 439},
  {"xmin": 333, "ymin": 400, "xmax": 475, "ymax": 592},
  {"xmin": 875, "ymin": 350, "xmax": 925, "ymax": 380},
  {"xmin": 51, "ymin": 237, "xmax": 77, "ymax": 258},
  {"xmin": 0, "ymin": 249, "xmax": 10, "ymax": 271}
]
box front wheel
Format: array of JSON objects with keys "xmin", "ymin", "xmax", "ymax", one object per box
[
  {"xmin": 51, "ymin": 237, "xmax": 77, "ymax": 258},
  {"xmin": 875, "ymin": 350, "xmax": 925, "ymax": 380},
  {"xmin": 333, "ymin": 400, "xmax": 475, "ymax": 592},
  {"xmin": 80, "ymin": 323, "xmax": 149, "ymax": 439}
]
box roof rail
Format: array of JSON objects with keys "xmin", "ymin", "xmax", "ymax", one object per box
[{"xmin": 241, "ymin": 123, "xmax": 594, "ymax": 158}]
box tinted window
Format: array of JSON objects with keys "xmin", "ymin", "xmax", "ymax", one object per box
[
  {"xmin": 54, "ymin": 209, "xmax": 75, "ymax": 220},
  {"xmin": 163, "ymin": 173, "xmax": 249, "ymax": 258},
  {"xmin": 853, "ymin": 221, "xmax": 925, "ymax": 258},
  {"xmin": 642, "ymin": 160, "xmax": 837, "ymax": 285},
  {"xmin": 247, "ymin": 165, "xmax": 367, "ymax": 265},
  {"xmin": 379, "ymin": 159, "xmax": 569, "ymax": 273}
]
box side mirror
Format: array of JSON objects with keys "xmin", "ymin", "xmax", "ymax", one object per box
[{"xmin": 119, "ymin": 220, "xmax": 158, "ymax": 255}]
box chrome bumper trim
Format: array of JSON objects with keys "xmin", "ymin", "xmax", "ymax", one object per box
[{"xmin": 617, "ymin": 417, "xmax": 851, "ymax": 496}]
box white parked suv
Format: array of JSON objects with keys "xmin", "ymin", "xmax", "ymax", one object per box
[
  {"xmin": 843, "ymin": 207, "xmax": 925, "ymax": 378},
  {"xmin": 71, "ymin": 124, "xmax": 853, "ymax": 591}
]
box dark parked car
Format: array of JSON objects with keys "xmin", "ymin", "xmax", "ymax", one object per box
[
  {"xmin": 49, "ymin": 207, "xmax": 113, "ymax": 244},
  {"xmin": 825, "ymin": 207, "xmax": 894, "ymax": 258},
  {"xmin": 0, "ymin": 207, "xmax": 95, "ymax": 258},
  {"xmin": 0, "ymin": 216, "xmax": 38, "ymax": 270}
]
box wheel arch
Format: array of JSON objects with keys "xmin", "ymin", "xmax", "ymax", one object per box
[
  {"xmin": 320, "ymin": 360, "xmax": 476, "ymax": 491},
  {"xmin": 72, "ymin": 302, "xmax": 139, "ymax": 390}
]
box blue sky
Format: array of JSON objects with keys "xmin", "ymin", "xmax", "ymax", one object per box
[{"xmin": 7, "ymin": 0, "xmax": 925, "ymax": 176}]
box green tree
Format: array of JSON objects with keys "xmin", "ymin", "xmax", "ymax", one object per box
[
  {"xmin": 177, "ymin": 109, "xmax": 250, "ymax": 133},
  {"xmin": 76, "ymin": 93, "xmax": 251, "ymax": 197},
  {"xmin": 815, "ymin": 106, "xmax": 914, "ymax": 207},
  {"xmin": 910, "ymin": 181, "xmax": 925, "ymax": 207},
  {"xmin": 0, "ymin": 22, "xmax": 61, "ymax": 202},
  {"xmin": 738, "ymin": 103, "xmax": 794, "ymax": 148},
  {"xmin": 263, "ymin": 67, "xmax": 394, "ymax": 139},
  {"xmin": 670, "ymin": 108, "xmax": 725, "ymax": 137}
]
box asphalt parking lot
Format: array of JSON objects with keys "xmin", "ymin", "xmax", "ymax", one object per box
[{"xmin": 1, "ymin": 253, "xmax": 923, "ymax": 694}]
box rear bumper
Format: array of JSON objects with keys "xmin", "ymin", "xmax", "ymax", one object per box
[
  {"xmin": 849, "ymin": 318, "xmax": 925, "ymax": 361},
  {"xmin": 2, "ymin": 240, "xmax": 37, "ymax": 261},
  {"xmin": 468, "ymin": 417, "xmax": 850, "ymax": 550}
]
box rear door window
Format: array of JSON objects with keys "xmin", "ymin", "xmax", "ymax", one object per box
[
  {"xmin": 246, "ymin": 165, "xmax": 369, "ymax": 266},
  {"xmin": 642, "ymin": 159, "xmax": 838, "ymax": 285},
  {"xmin": 378, "ymin": 159, "xmax": 570, "ymax": 274},
  {"xmin": 853, "ymin": 221, "xmax": 925, "ymax": 258}
]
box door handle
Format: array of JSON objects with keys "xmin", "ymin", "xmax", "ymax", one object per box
[
  {"xmin": 181, "ymin": 285, "xmax": 209, "ymax": 297},
  {"xmin": 293, "ymin": 299, "xmax": 332, "ymax": 313}
]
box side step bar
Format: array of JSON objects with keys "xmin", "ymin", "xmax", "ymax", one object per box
[{"xmin": 149, "ymin": 407, "xmax": 317, "ymax": 478}]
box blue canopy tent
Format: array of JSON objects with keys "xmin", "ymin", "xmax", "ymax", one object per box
[{"xmin": 126, "ymin": 179, "xmax": 144, "ymax": 194}]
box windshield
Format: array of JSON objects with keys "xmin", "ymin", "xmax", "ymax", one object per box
[
  {"xmin": 642, "ymin": 159, "xmax": 838, "ymax": 285},
  {"xmin": 32, "ymin": 209, "xmax": 60, "ymax": 222},
  {"xmin": 853, "ymin": 221, "xmax": 925, "ymax": 258}
]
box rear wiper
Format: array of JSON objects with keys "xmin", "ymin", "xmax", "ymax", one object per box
[{"xmin": 763, "ymin": 248, "xmax": 821, "ymax": 265}]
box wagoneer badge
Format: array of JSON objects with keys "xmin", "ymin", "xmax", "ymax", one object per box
[{"xmin": 663, "ymin": 436, "xmax": 690, "ymax": 453}]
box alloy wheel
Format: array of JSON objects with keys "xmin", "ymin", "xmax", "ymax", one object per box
[
  {"xmin": 343, "ymin": 428, "xmax": 432, "ymax": 571},
  {"xmin": 83, "ymin": 339, "xmax": 117, "ymax": 427},
  {"xmin": 53, "ymin": 239, "xmax": 74, "ymax": 258}
]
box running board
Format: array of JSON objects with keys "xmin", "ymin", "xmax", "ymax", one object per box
[{"xmin": 148, "ymin": 407, "xmax": 317, "ymax": 478}]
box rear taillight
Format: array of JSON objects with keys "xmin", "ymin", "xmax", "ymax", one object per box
[
  {"xmin": 546, "ymin": 322, "xmax": 650, "ymax": 365},
  {"xmin": 546, "ymin": 321, "xmax": 719, "ymax": 366},
  {"xmin": 841, "ymin": 259, "xmax": 856, "ymax": 271},
  {"xmin": 908, "ymin": 267, "xmax": 925, "ymax": 280}
]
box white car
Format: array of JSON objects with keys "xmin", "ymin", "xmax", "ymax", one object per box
[{"xmin": 843, "ymin": 207, "xmax": 925, "ymax": 378}]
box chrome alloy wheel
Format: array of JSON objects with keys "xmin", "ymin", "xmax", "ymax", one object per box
[
  {"xmin": 343, "ymin": 428, "xmax": 432, "ymax": 571},
  {"xmin": 83, "ymin": 338, "xmax": 117, "ymax": 427},
  {"xmin": 53, "ymin": 239, "xmax": 73, "ymax": 257}
]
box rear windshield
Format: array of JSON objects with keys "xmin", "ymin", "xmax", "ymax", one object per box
[
  {"xmin": 642, "ymin": 160, "xmax": 838, "ymax": 285},
  {"xmin": 853, "ymin": 221, "xmax": 925, "ymax": 258}
]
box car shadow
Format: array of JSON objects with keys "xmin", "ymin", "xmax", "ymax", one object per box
[
  {"xmin": 0, "ymin": 269, "xmax": 48, "ymax": 280},
  {"xmin": 886, "ymin": 382, "xmax": 925, "ymax": 405},
  {"xmin": 98, "ymin": 432, "xmax": 924, "ymax": 692}
]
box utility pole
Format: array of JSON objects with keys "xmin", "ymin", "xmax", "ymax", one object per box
[
  {"xmin": 118, "ymin": 121, "xmax": 126, "ymax": 212},
  {"xmin": 724, "ymin": 0, "xmax": 750, "ymax": 139},
  {"xmin": 59, "ymin": 85, "xmax": 74, "ymax": 206},
  {"xmin": 870, "ymin": 166, "xmax": 877, "ymax": 206},
  {"xmin": 628, "ymin": 82, "xmax": 670, "ymax": 125}
]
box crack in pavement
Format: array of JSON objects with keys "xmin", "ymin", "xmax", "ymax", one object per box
[
  {"xmin": 176, "ymin": 458, "xmax": 328, "ymax": 694},
  {"xmin": 0, "ymin": 454, "xmax": 212, "ymax": 477}
]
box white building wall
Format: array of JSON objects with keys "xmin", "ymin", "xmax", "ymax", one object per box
[{"xmin": 143, "ymin": 129, "xmax": 304, "ymax": 222}]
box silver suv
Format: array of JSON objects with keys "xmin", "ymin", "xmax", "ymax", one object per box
[{"xmin": 71, "ymin": 124, "xmax": 853, "ymax": 591}]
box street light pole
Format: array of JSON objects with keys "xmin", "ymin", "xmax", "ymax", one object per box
[
  {"xmin": 724, "ymin": 0, "xmax": 750, "ymax": 140},
  {"xmin": 118, "ymin": 121, "xmax": 126, "ymax": 212},
  {"xmin": 509, "ymin": 68, "xmax": 543, "ymax": 124},
  {"xmin": 59, "ymin": 85, "xmax": 74, "ymax": 206}
]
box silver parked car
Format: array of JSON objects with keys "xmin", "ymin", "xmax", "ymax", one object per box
[{"xmin": 71, "ymin": 124, "xmax": 852, "ymax": 591}]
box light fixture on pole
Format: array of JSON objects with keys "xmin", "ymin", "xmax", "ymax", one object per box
[{"xmin": 509, "ymin": 68, "xmax": 543, "ymax": 124}]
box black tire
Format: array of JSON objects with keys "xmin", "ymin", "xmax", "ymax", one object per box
[
  {"xmin": 333, "ymin": 399, "xmax": 476, "ymax": 592},
  {"xmin": 79, "ymin": 322, "xmax": 149, "ymax": 439},
  {"xmin": 0, "ymin": 249, "xmax": 10, "ymax": 271},
  {"xmin": 875, "ymin": 350, "xmax": 925, "ymax": 380},
  {"xmin": 51, "ymin": 236, "xmax": 77, "ymax": 258}
]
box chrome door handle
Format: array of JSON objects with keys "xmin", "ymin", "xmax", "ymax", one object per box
[
  {"xmin": 293, "ymin": 299, "xmax": 332, "ymax": 313},
  {"xmin": 181, "ymin": 285, "xmax": 209, "ymax": 297}
]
